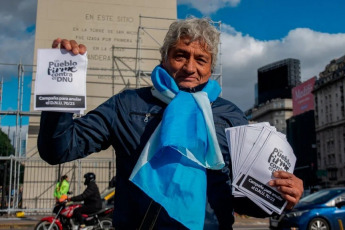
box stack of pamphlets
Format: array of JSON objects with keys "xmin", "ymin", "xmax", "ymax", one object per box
[
  {"xmin": 225, "ymin": 122, "xmax": 296, "ymax": 214},
  {"xmin": 34, "ymin": 49, "xmax": 88, "ymax": 114}
]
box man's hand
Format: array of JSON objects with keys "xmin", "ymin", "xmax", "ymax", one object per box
[
  {"xmin": 269, "ymin": 171, "xmax": 304, "ymax": 210},
  {"xmin": 52, "ymin": 38, "xmax": 87, "ymax": 55}
]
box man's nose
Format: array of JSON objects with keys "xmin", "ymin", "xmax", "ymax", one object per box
[{"xmin": 183, "ymin": 59, "xmax": 196, "ymax": 73}]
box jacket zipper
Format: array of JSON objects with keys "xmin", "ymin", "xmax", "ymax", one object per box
[
  {"xmin": 130, "ymin": 112, "xmax": 161, "ymax": 122},
  {"xmin": 144, "ymin": 113, "xmax": 150, "ymax": 122}
]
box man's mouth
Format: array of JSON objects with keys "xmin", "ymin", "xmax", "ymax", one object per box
[{"xmin": 179, "ymin": 76, "xmax": 197, "ymax": 81}]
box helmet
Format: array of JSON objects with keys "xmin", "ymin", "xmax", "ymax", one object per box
[{"xmin": 84, "ymin": 172, "xmax": 96, "ymax": 185}]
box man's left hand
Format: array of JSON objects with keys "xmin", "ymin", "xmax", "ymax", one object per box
[{"xmin": 269, "ymin": 171, "xmax": 304, "ymax": 210}]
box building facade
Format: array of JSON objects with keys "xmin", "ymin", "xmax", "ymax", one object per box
[
  {"xmin": 313, "ymin": 55, "xmax": 345, "ymax": 187},
  {"xmin": 247, "ymin": 59, "xmax": 300, "ymax": 133},
  {"xmin": 286, "ymin": 110, "xmax": 318, "ymax": 188},
  {"xmin": 257, "ymin": 58, "xmax": 301, "ymax": 106},
  {"xmin": 248, "ymin": 98, "xmax": 293, "ymax": 134},
  {"xmin": 286, "ymin": 77, "xmax": 318, "ymax": 189},
  {"xmin": 23, "ymin": 0, "xmax": 177, "ymax": 211}
]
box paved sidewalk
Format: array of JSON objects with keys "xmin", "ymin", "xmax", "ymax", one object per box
[
  {"xmin": 0, "ymin": 215, "xmax": 41, "ymax": 229},
  {"xmin": 0, "ymin": 215, "xmax": 269, "ymax": 229},
  {"xmin": 234, "ymin": 215, "xmax": 269, "ymax": 225}
]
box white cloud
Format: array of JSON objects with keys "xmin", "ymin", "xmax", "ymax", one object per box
[
  {"xmin": 177, "ymin": 0, "xmax": 241, "ymax": 15},
  {"xmin": 0, "ymin": 0, "xmax": 37, "ymax": 79},
  {"xmin": 2, "ymin": 0, "xmax": 345, "ymax": 115},
  {"xmin": 219, "ymin": 26, "xmax": 345, "ymax": 111}
]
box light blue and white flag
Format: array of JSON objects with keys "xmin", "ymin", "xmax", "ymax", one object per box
[{"xmin": 130, "ymin": 65, "xmax": 224, "ymax": 229}]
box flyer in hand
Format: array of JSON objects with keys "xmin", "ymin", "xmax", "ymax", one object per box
[
  {"xmin": 34, "ymin": 49, "xmax": 88, "ymax": 113},
  {"xmin": 225, "ymin": 123, "xmax": 296, "ymax": 214}
]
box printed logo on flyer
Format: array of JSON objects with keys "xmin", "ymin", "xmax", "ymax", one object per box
[
  {"xmin": 268, "ymin": 148, "xmax": 292, "ymax": 172},
  {"xmin": 48, "ymin": 60, "xmax": 78, "ymax": 82}
]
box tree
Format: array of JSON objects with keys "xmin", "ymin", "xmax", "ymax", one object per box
[
  {"xmin": 0, "ymin": 129, "xmax": 14, "ymax": 157},
  {"xmin": 0, "ymin": 130, "xmax": 15, "ymax": 209}
]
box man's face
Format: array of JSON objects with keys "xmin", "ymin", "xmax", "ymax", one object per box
[{"xmin": 162, "ymin": 37, "xmax": 212, "ymax": 89}]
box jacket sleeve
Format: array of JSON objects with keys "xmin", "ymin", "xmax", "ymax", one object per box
[
  {"xmin": 54, "ymin": 183, "xmax": 60, "ymax": 198},
  {"xmin": 38, "ymin": 96, "xmax": 117, "ymax": 165},
  {"xmin": 60, "ymin": 181, "xmax": 70, "ymax": 195},
  {"xmin": 70, "ymin": 184, "xmax": 94, "ymax": 202}
]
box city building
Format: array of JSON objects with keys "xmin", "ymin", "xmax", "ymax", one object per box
[
  {"xmin": 257, "ymin": 58, "xmax": 301, "ymax": 106},
  {"xmin": 247, "ymin": 58, "xmax": 300, "ymax": 133},
  {"xmin": 23, "ymin": 0, "xmax": 178, "ymax": 211},
  {"xmin": 287, "ymin": 110, "xmax": 318, "ymax": 188},
  {"xmin": 313, "ymin": 54, "xmax": 345, "ymax": 187},
  {"xmin": 286, "ymin": 77, "xmax": 318, "ymax": 188},
  {"xmin": 247, "ymin": 98, "xmax": 293, "ymax": 134}
]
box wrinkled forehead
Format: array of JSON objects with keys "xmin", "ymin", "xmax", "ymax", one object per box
[{"xmin": 172, "ymin": 36, "xmax": 210, "ymax": 53}]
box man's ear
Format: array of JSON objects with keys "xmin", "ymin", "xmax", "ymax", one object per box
[{"xmin": 161, "ymin": 58, "xmax": 168, "ymax": 69}]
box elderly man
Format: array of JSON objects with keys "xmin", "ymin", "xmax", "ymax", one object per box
[{"xmin": 38, "ymin": 17, "xmax": 303, "ymax": 230}]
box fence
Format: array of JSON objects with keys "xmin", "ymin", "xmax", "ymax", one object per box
[{"xmin": 0, "ymin": 155, "xmax": 115, "ymax": 215}]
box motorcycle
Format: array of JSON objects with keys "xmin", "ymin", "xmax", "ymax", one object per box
[{"xmin": 34, "ymin": 201, "xmax": 113, "ymax": 230}]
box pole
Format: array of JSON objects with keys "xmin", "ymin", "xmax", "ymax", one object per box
[
  {"xmin": 1, "ymin": 162, "xmax": 7, "ymax": 211},
  {"xmin": 7, "ymin": 157, "xmax": 13, "ymax": 215},
  {"xmin": 15, "ymin": 64, "xmax": 22, "ymax": 157},
  {"xmin": 134, "ymin": 15, "xmax": 142, "ymax": 88},
  {"xmin": 112, "ymin": 45, "xmax": 115, "ymax": 95},
  {"xmin": 0, "ymin": 77, "xmax": 3, "ymax": 127},
  {"xmin": 58, "ymin": 164, "xmax": 61, "ymax": 182},
  {"xmin": 19, "ymin": 65, "xmax": 24, "ymax": 156},
  {"xmin": 78, "ymin": 160, "xmax": 82, "ymax": 195}
]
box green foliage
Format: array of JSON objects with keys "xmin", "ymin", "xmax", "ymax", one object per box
[{"xmin": 0, "ymin": 129, "xmax": 14, "ymax": 156}]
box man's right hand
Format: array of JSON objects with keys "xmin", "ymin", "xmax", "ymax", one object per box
[{"xmin": 52, "ymin": 38, "xmax": 87, "ymax": 55}]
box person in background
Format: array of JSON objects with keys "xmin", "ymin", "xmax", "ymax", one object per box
[
  {"xmin": 38, "ymin": 17, "xmax": 303, "ymax": 229},
  {"xmin": 18, "ymin": 186, "xmax": 23, "ymax": 209},
  {"xmin": 54, "ymin": 175, "xmax": 69, "ymax": 203},
  {"xmin": 68, "ymin": 172, "xmax": 102, "ymax": 229}
]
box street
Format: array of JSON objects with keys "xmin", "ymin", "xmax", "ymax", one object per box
[
  {"xmin": 233, "ymin": 216, "xmax": 269, "ymax": 230},
  {"xmin": 234, "ymin": 226, "xmax": 269, "ymax": 230},
  {"xmin": 0, "ymin": 215, "xmax": 270, "ymax": 229}
]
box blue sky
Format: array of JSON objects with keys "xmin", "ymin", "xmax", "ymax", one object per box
[
  {"xmin": 1, "ymin": 0, "xmax": 345, "ymax": 127},
  {"xmin": 178, "ymin": 0, "xmax": 345, "ymax": 40},
  {"xmin": 178, "ymin": 0, "xmax": 345, "ymax": 110},
  {"xmin": 1, "ymin": 75, "xmax": 31, "ymax": 126}
]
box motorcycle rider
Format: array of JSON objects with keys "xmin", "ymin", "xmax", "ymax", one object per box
[{"xmin": 68, "ymin": 172, "xmax": 102, "ymax": 229}]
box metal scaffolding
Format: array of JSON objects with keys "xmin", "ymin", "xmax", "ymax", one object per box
[{"xmin": 111, "ymin": 15, "xmax": 223, "ymax": 92}]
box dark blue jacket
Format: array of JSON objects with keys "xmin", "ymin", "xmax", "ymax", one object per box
[
  {"xmin": 70, "ymin": 181, "xmax": 102, "ymax": 210},
  {"xmin": 38, "ymin": 87, "xmax": 268, "ymax": 229}
]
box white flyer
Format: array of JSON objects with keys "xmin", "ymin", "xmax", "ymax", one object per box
[
  {"xmin": 34, "ymin": 49, "xmax": 88, "ymax": 113},
  {"xmin": 225, "ymin": 122, "xmax": 296, "ymax": 214},
  {"xmin": 238, "ymin": 131, "xmax": 296, "ymax": 214}
]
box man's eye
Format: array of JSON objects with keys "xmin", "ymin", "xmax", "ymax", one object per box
[
  {"xmin": 197, "ymin": 58, "xmax": 207, "ymax": 63},
  {"xmin": 175, "ymin": 55, "xmax": 185, "ymax": 60}
]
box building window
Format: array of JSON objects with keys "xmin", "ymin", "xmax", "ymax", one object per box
[
  {"xmin": 329, "ymin": 169, "xmax": 337, "ymax": 181},
  {"xmin": 339, "ymin": 154, "xmax": 342, "ymax": 164}
]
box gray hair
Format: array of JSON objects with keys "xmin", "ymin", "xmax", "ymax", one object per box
[{"xmin": 160, "ymin": 17, "xmax": 220, "ymax": 71}]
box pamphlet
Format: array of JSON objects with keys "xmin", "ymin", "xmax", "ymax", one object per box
[
  {"xmin": 225, "ymin": 122, "xmax": 296, "ymax": 214},
  {"xmin": 34, "ymin": 49, "xmax": 88, "ymax": 113}
]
